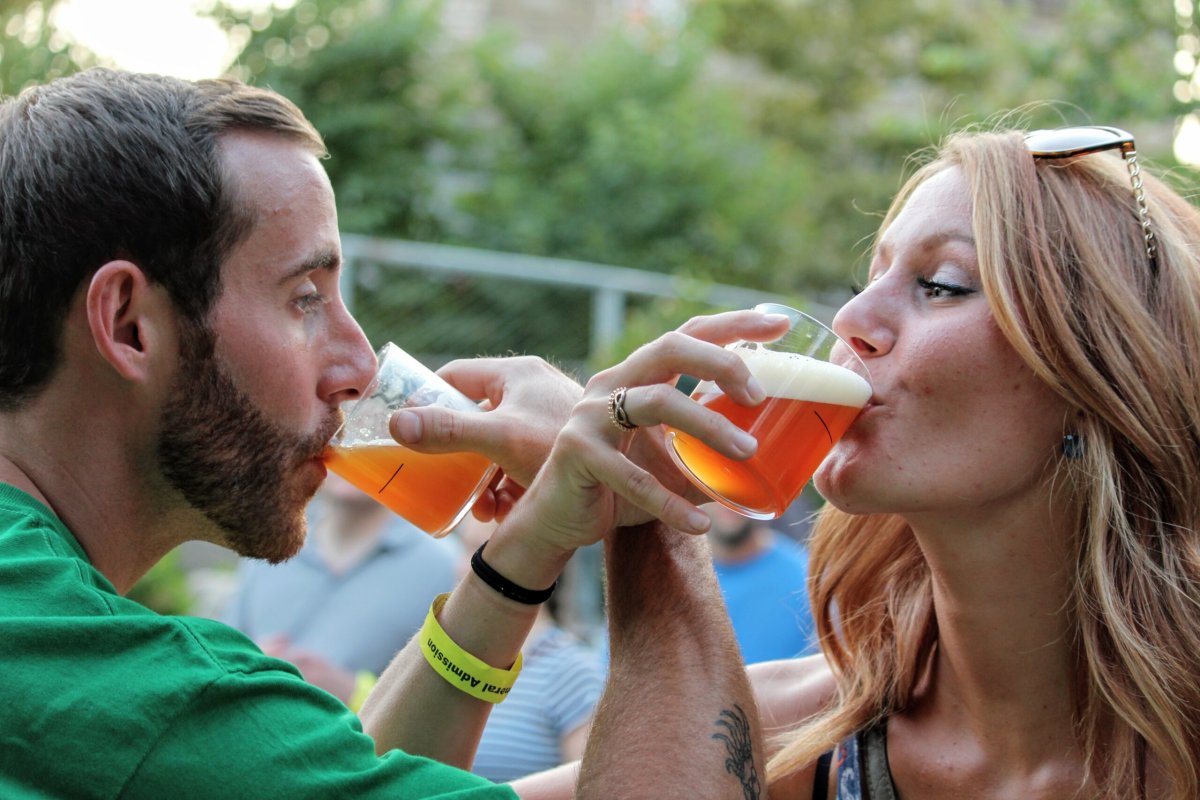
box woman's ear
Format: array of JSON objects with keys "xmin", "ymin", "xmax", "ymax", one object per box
[{"xmin": 85, "ymin": 261, "xmax": 174, "ymax": 384}]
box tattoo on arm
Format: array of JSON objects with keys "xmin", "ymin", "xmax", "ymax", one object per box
[{"xmin": 712, "ymin": 704, "xmax": 761, "ymax": 800}]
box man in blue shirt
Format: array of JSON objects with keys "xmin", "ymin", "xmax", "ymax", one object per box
[{"xmin": 707, "ymin": 502, "xmax": 819, "ymax": 664}]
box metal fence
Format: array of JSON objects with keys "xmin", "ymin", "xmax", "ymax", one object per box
[{"xmin": 340, "ymin": 234, "xmax": 836, "ymax": 376}]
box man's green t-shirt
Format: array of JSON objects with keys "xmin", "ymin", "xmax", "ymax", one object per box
[{"xmin": 0, "ymin": 484, "xmax": 518, "ymax": 799}]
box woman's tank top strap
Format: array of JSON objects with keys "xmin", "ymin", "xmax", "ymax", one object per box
[
  {"xmin": 812, "ymin": 750, "xmax": 833, "ymax": 800},
  {"xmin": 812, "ymin": 718, "xmax": 898, "ymax": 800},
  {"xmin": 860, "ymin": 721, "xmax": 897, "ymax": 800}
]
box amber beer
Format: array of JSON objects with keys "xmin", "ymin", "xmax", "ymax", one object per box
[
  {"xmin": 668, "ymin": 347, "xmax": 871, "ymax": 519},
  {"xmin": 323, "ymin": 443, "xmax": 495, "ymax": 536},
  {"xmin": 323, "ymin": 342, "xmax": 498, "ymax": 537}
]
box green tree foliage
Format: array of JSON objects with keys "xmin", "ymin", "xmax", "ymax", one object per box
[
  {"xmin": 692, "ymin": 0, "xmax": 1182, "ymax": 286},
  {"xmin": 214, "ymin": 1, "xmax": 812, "ymax": 287},
  {"xmin": 0, "ymin": 0, "xmax": 91, "ymax": 95},
  {"xmin": 215, "ymin": 0, "xmax": 474, "ymax": 240},
  {"xmin": 200, "ymin": 0, "xmax": 1183, "ymax": 362},
  {"xmin": 210, "ymin": 0, "xmax": 1181, "ymax": 298},
  {"xmin": 126, "ymin": 549, "xmax": 194, "ymax": 616},
  {"xmin": 208, "ymin": 0, "xmax": 814, "ymax": 362},
  {"xmin": 457, "ymin": 32, "xmax": 813, "ymax": 293},
  {"xmin": 694, "ymin": 0, "xmax": 1179, "ymax": 136}
]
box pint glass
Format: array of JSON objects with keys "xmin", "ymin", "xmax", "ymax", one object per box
[
  {"xmin": 323, "ymin": 343, "xmax": 498, "ymax": 536},
  {"xmin": 666, "ymin": 304, "xmax": 871, "ymax": 519}
]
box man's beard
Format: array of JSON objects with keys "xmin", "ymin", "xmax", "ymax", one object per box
[{"xmin": 156, "ymin": 324, "xmax": 341, "ymax": 563}]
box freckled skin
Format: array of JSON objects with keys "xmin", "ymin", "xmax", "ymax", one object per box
[{"xmin": 814, "ymin": 168, "xmax": 1070, "ymax": 518}]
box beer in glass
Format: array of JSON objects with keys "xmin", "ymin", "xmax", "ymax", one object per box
[
  {"xmin": 667, "ymin": 304, "xmax": 870, "ymax": 519},
  {"xmin": 324, "ymin": 343, "xmax": 498, "ymax": 537}
]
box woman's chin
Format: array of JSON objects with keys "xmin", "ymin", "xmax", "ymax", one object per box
[{"xmin": 813, "ymin": 457, "xmax": 875, "ymax": 515}]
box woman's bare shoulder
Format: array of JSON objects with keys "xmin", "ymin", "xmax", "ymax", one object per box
[{"xmin": 749, "ymin": 653, "xmax": 837, "ymax": 733}]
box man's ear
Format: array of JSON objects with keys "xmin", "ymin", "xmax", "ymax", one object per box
[{"xmin": 85, "ymin": 261, "xmax": 174, "ymax": 384}]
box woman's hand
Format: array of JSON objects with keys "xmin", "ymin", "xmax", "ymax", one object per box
[{"xmin": 512, "ymin": 309, "xmax": 790, "ymax": 554}]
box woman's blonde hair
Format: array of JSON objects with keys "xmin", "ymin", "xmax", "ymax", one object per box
[{"xmin": 770, "ymin": 130, "xmax": 1200, "ymax": 799}]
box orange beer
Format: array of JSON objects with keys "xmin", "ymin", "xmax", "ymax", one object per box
[
  {"xmin": 325, "ymin": 342, "xmax": 498, "ymax": 537},
  {"xmin": 668, "ymin": 347, "xmax": 870, "ymax": 519},
  {"xmin": 323, "ymin": 443, "xmax": 496, "ymax": 536}
]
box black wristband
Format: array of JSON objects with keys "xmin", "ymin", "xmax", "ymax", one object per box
[{"xmin": 471, "ymin": 541, "xmax": 556, "ymax": 605}]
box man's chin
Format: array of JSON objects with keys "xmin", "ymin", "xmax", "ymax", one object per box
[{"xmin": 221, "ymin": 514, "xmax": 308, "ymax": 564}]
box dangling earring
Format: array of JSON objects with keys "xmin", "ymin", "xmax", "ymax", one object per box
[{"xmin": 1061, "ymin": 433, "xmax": 1084, "ymax": 460}]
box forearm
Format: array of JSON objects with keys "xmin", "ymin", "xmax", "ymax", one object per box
[
  {"xmin": 359, "ymin": 501, "xmax": 571, "ymax": 765},
  {"xmin": 577, "ymin": 523, "xmax": 766, "ymax": 799}
]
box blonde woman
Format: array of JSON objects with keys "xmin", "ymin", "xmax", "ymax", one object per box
[
  {"xmin": 754, "ymin": 126, "xmax": 1200, "ymax": 799},
  {"xmin": 413, "ymin": 124, "xmax": 1199, "ymax": 800}
]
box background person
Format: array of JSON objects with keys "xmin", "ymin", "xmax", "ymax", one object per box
[
  {"xmin": 594, "ymin": 498, "xmax": 817, "ymax": 672},
  {"xmin": 705, "ymin": 501, "xmax": 818, "ymax": 665},
  {"xmin": 222, "ymin": 473, "xmax": 459, "ymax": 709}
]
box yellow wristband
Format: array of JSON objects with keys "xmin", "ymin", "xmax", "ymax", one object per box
[
  {"xmin": 420, "ymin": 593, "xmax": 522, "ymax": 703},
  {"xmin": 349, "ymin": 671, "xmax": 377, "ymax": 713}
]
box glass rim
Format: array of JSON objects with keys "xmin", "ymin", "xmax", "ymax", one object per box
[
  {"xmin": 328, "ymin": 342, "xmax": 389, "ymax": 442},
  {"xmin": 749, "ymin": 302, "xmax": 872, "ymax": 388}
]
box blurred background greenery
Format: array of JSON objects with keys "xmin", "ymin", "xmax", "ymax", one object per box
[
  {"xmin": 3, "ymin": 0, "xmax": 1188, "ymax": 369},
  {"xmin": 204, "ymin": 0, "xmax": 1190, "ymax": 368},
  {"xmin": 2, "ymin": 0, "xmax": 1192, "ymax": 612}
]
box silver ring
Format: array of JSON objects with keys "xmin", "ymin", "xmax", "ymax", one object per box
[{"xmin": 607, "ymin": 386, "xmax": 637, "ymax": 432}]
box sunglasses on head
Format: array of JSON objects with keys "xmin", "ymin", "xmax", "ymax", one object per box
[{"xmin": 1023, "ymin": 125, "xmax": 1158, "ymax": 271}]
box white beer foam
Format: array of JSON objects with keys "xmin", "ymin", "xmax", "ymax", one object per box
[{"xmin": 693, "ymin": 347, "xmax": 871, "ymax": 406}]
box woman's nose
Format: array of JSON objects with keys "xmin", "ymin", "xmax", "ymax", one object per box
[{"xmin": 831, "ymin": 285, "xmax": 893, "ymax": 360}]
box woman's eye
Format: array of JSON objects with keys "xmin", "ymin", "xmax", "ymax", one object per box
[{"xmin": 917, "ymin": 277, "xmax": 973, "ymax": 298}]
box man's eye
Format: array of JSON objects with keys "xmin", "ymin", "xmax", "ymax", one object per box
[{"xmin": 295, "ymin": 291, "xmax": 328, "ymax": 312}]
